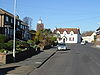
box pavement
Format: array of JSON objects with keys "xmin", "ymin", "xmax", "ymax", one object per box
[{"xmin": 0, "ymin": 47, "xmax": 57, "ymax": 75}]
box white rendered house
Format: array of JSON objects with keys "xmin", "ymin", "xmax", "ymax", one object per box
[
  {"xmin": 82, "ymin": 32, "xmax": 96, "ymax": 43},
  {"xmin": 54, "ymin": 28, "xmax": 81, "ymax": 43}
]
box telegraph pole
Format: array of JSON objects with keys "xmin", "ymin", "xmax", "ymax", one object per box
[{"xmin": 13, "ymin": 0, "xmax": 17, "ymax": 62}]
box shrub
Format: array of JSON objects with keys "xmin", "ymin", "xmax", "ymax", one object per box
[
  {"xmin": 0, "ymin": 49, "xmax": 8, "ymax": 53},
  {"xmin": 0, "ymin": 43, "xmax": 7, "ymax": 49},
  {"xmin": 16, "ymin": 41, "xmax": 29, "ymax": 49},
  {"xmin": 34, "ymin": 39, "xmax": 40, "ymax": 45},
  {"xmin": 0, "ymin": 34, "xmax": 6, "ymax": 43},
  {"xmin": 5, "ymin": 40, "xmax": 13, "ymax": 51},
  {"xmin": 27, "ymin": 40, "xmax": 34, "ymax": 46},
  {"xmin": 0, "ymin": 49, "xmax": 5, "ymax": 53}
]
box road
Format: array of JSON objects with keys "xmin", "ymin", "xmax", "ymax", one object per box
[{"xmin": 29, "ymin": 44, "xmax": 100, "ymax": 75}]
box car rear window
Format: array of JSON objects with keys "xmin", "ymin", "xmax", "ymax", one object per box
[{"xmin": 58, "ymin": 43, "xmax": 66, "ymax": 46}]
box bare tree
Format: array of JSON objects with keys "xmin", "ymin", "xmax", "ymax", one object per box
[{"xmin": 23, "ymin": 17, "xmax": 33, "ymax": 30}]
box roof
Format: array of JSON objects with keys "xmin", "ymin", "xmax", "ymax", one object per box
[
  {"xmin": 81, "ymin": 31, "xmax": 94, "ymax": 36},
  {"xmin": 96, "ymin": 27, "xmax": 100, "ymax": 31},
  {"xmin": 21, "ymin": 21, "xmax": 28, "ymax": 26},
  {"xmin": 0, "ymin": 8, "xmax": 14, "ymax": 17},
  {"xmin": 54, "ymin": 28, "xmax": 80, "ymax": 34},
  {"xmin": 0, "ymin": 8, "xmax": 28, "ymax": 26}
]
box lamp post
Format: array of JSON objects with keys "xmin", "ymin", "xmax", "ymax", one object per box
[{"xmin": 13, "ymin": 0, "xmax": 17, "ymax": 62}]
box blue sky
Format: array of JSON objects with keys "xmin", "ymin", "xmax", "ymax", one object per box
[{"xmin": 0, "ymin": 0, "xmax": 100, "ymax": 32}]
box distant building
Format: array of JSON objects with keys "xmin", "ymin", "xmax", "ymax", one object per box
[
  {"xmin": 0, "ymin": 8, "xmax": 30, "ymax": 40},
  {"xmin": 54, "ymin": 28, "xmax": 81, "ymax": 43},
  {"xmin": 82, "ymin": 31, "xmax": 96, "ymax": 43},
  {"xmin": 95, "ymin": 27, "xmax": 100, "ymax": 48},
  {"xmin": 95, "ymin": 35, "xmax": 100, "ymax": 48},
  {"xmin": 96, "ymin": 27, "xmax": 100, "ymax": 35},
  {"xmin": 36, "ymin": 18, "xmax": 44, "ymax": 31}
]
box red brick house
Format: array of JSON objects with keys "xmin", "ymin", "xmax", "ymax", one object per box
[{"xmin": 36, "ymin": 18, "xmax": 44, "ymax": 31}]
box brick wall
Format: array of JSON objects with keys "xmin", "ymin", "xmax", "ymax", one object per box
[
  {"xmin": 6, "ymin": 48, "xmax": 36, "ymax": 64},
  {"xmin": 0, "ymin": 15, "xmax": 1, "ymax": 27},
  {"xmin": 0, "ymin": 15, "xmax": 4, "ymax": 27},
  {"xmin": 95, "ymin": 35, "xmax": 100, "ymax": 47},
  {"xmin": 0, "ymin": 48, "xmax": 37, "ymax": 64}
]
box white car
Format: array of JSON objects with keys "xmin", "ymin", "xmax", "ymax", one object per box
[
  {"xmin": 57, "ymin": 43, "xmax": 67, "ymax": 50},
  {"xmin": 81, "ymin": 41, "xmax": 86, "ymax": 45}
]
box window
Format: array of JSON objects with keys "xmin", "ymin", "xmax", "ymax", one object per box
[
  {"xmin": 69, "ymin": 38, "xmax": 71, "ymax": 41},
  {"xmin": 97, "ymin": 38, "xmax": 100, "ymax": 41},
  {"xmin": 73, "ymin": 37, "xmax": 74, "ymax": 41},
  {"xmin": 16, "ymin": 28, "xmax": 19, "ymax": 31},
  {"xmin": 25, "ymin": 26, "xmax": 26, "ymax": 29},
  {"xmin": 57, "ymin": 31, "xmax": 60, "ymax": 34},
  {"xmin": 6, "ymin": 16, "xmax": 9, "ymax": 22},
  {"xmin": 17, "ymin": 21, "xmax": 20, "ymax": 25},
  {"xmin": 70, "ymin": 31, "xmax": 74, "ymax": 35},
  {"xmin": 20, "ymin": 25, "xmax": 23, "ymax": 28},
  {"xmin": 59, "ymin": 38, "xmax": 62, "ymax": 41},
  {"xmin": 11, "ymin": 18, "xmax": 13, "ymax": 23},
  {"xmin": 69, "ymin": 37, "xmax": 74, "ymax": 41},
  {"xmin": 22, "ymin": 25, "xmax": 24, "ymax": 29},
  {"xmin": 63, "ymin": 31, "xmax": 67, "ymax": 35}
]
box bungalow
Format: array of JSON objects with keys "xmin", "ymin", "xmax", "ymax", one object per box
[{"xmin": 82, "ymin": 31, "xmax": 96, "ymax": 43}]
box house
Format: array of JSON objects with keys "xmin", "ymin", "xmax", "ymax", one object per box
[
  {"xmin": 95, "ymin": 35, "xmax": 100, "ymax": 48},
  {"xmin": 81, "ymin": 31, "xmax": 96, "ymax": 43},
  {"xmin": 95, "ymin": 27, "xmax": 100, "ymax": 48},
  {"xmin": 53, "ymin": 28, "xmax": 81, "ymax": 43},
  {"xmin": 0, "ymin": 8, "xmax": 30, "ymax": 40}
]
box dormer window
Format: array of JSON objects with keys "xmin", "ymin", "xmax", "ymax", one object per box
[
  {"xmin": 63, "ymin": 31, "xmax": 67, "ymax": 35},
  {"xmin": 70, "ymin": 31, "xmax": 74, "ymax": 35},
  {"xmin": 57, "ymin": 31, "xmax": 60, "ymax": 34}
]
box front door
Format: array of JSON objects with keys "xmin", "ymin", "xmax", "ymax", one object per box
[{"xmin": 63, "ymin": 38, "xmax": 66, "ymax": 43}]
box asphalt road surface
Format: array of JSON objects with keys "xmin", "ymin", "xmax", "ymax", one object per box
[{"xmin": 29, "ymin": 44, "xmax": 100, "ymax": 75}]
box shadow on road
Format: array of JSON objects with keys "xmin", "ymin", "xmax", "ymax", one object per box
[
  {"xmin": 0, "ymin": 66, "xmax": 20, "ymax": 75},
  {"xmin": 57, "ymin": 48, "xmax": 71, "ymax": 51},
  {"xmin": 67, "ymin": 48, "xmax": 71, "ymax": 51}
]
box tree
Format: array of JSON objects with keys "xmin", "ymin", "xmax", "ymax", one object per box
[
  {"xmin": 23, "ymin": 17, "xmax": 33, "ymax": 30},
  {"xmin": 35, "ymin": 29, "xmax": 57, "ymax": 48},
  {"xmin": 29, "ymin": 30, "xmax": 36, "ymax": 40},
  {"xmin": 27, "ymin": 40, "xmax": 34, "ymax": 46}
]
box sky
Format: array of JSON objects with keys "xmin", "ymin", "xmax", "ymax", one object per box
[{"xmin": 0, "ymin": 0, "xmax": 100, "ymax": 33}]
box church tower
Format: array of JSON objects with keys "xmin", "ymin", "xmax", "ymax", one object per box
[{"xmin": 36, "ymin": 18, "xmax": 44, "ymax": 31}]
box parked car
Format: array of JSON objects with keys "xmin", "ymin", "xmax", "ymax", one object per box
[
  {"xmin": 57, "ymin": 43, "xmax": 67, "ymax": 50},
  {"xmin": 81, "ymin": 41, "xmax": 86, "ymax": 45}
]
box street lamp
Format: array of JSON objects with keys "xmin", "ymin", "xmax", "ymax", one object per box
[{"xmin": 13, "ymin": 0, "xmax": 17, "ymax": 62}]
